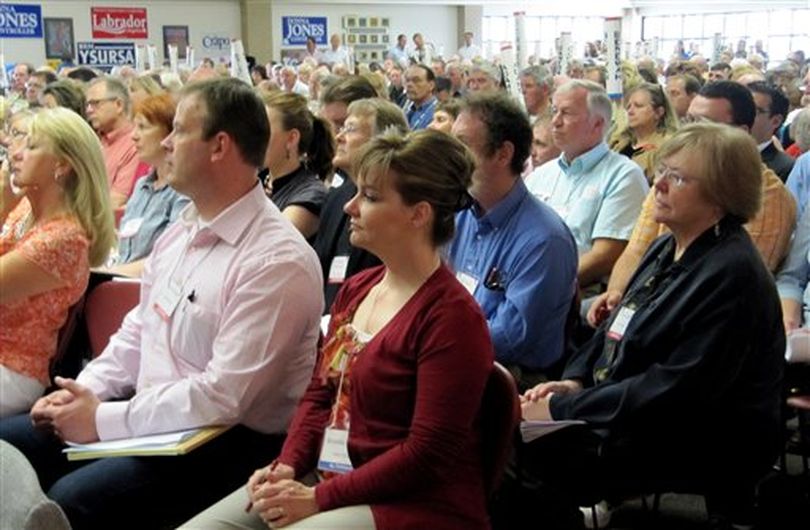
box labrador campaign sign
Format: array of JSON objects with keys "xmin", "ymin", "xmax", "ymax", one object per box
[
  {"xmin": 78, "ymin": 42, "xmax": 136, "ymax": 71},
  {"xmin": 0, "ymin": 3, "xmax": 43, "ymax": 38},
  {"xmin": 91, "ymin": 7, "xmax": 148, "ymax": 39},
  {"xmin": 282, "ymin": 16, "xmax": 327, "ymax": 46}
]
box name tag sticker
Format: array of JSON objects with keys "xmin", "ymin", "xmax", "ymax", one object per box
[
  {"xmin": 119, "ymin": 217, "xmax": 144, "ymax": 239},
  {"xmin": 317, "ymin": 427, "xmax": 353, "ymax": 474},
  {"xmin": 328, "ymin": 256, "xmax": 349, "ymax": 284},
  {"xmin": 607, "ymin": 306, "xmax": 636, "ymax": 341},
  {"xmin": 456, "ymin": 271, "xmax": 478, "ymax": 295},
  {"xmin": 153, "ymin": 277, "xmax": 182, "ymax": 321}
]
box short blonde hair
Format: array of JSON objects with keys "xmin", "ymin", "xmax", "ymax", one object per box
[
  {"xmin": 655, "ymin": 122, "xmax": 762, "ymax": 222},
  {"xmin": 30, "ymin": 108, "xmax": 115, "ymax": 266}
]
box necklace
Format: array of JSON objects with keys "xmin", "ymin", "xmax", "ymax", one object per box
[
  {"xmin": 358, "ymin": 281, "xmax": 388, "ymax": 334},
  {"xmin": 14, "ymin": 210, "xmax": 33, "ymax": 240}
]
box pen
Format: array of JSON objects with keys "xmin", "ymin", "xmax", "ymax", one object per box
[{"xmin": 245, "ymin": 459, "xmax": 279, "ymax": 513}]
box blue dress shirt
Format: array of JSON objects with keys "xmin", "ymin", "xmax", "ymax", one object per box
[
  {"xmin": 404, "ymin": 96, "xmax": 437, "ymax": 131},
  {"xmin": 786, "ymin": 151, "xmax": 810, "ymax": 219},
  {"xmin": 448, "ymin": 178, "xmax": 578, "ymax": 370}
]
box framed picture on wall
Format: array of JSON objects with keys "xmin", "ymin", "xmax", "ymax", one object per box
[
  {"xmin": 370, "ymin": 17, "xmax": 379, "ymax": 27},
  {"xmin": 347, "ymin": 34, "xmax": 357, "ymax": 44},
  {"xmin": 44, "ymin": 18, "xmax": 75, "ymax": 60},
  {"xmin": 163, "ymin": 25, "xmax": 189, "ymax": 60},
  {"xmin": 382, "ymin": 34, "xmax": 390, "ymax": 44},
  {"xmin": 358, "ymin": 18, "xmax": 367, "ymax": 28},
  {"xmin": 370, "ymin": 34, "xmax": 378, "ymax": 44},
  {"xmin": 382, "ymin": 18, "xmax": 390, "ymax": 28},
  {"xmin": 344, "ymin": 16, "xmax": 357, "ymax": 28},
  {"xmin": 359, "ymin": 34, "xmax": 367, "ymax": 44}
]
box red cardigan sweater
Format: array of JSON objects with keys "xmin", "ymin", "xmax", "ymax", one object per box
[{"xmin": 278, "ymin": 264, "xmax": 494, "ymax": 530}]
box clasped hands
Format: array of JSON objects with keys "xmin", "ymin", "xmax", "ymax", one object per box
[
  {"xmin": 520, "ymin": 379, "xmax": 583, "ymax": 421},
  {"xmin": 246, "ymin": 462, "xmax": 319, "ymax": 528},
  {"xmin": 30, "ymin": 376, "xmax": 100, "ymax": 444}
]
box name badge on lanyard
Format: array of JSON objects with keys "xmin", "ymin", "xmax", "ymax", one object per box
[
  {"xmin": 119, "ymin": 217, "xmax": 144, "ymax": 239},
  {"xmin": 328, "ymin": 256, "xmax": 349, "ymax": 284},
  {"xmin": 456, "ymin": 271, "xmax": 479, "ymax": 295},
  {"xmin": 317, "ymin": 349, "xmax": 354, "ymax": 474},
  {"xmin": 153, "ymin": 276, "xmax": 183, "ymax": 322},
  {"xmin": 607, "ymin": 306, "xmax": 636, "ymax": 341}
]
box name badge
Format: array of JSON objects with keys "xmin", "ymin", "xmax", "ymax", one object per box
[
  {"xmin": 119, "ymin": 217, "xmax": 144, "ymax": 239},
  {"xmin": 456, "ymin": 271, "xmax": 478, "ymax": 295},
  {"xmin": 328, "ymin": 256, "xmax": 349, "ymax": 284},
  {"xmin": 607, "ymin": 306, "xmax": 636, "ymax": 341},
  {"xmin": 153, "ymin": 277, "xmax": 183, "ymax": 322},
  {"xmin": 317, "ymin": 427, "xmax": 353, "ymax": 474}
]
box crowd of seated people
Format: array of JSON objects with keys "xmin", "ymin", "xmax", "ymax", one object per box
[{"xmin": 0, "ymin": 28, "xmax": 808, "ymax": 530}]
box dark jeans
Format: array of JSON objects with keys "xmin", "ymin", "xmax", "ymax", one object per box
[{"xmin": 0, "ymin": 414, "xmax": 284, "ymax": 530}]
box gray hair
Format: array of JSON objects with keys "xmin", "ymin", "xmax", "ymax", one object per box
[
  {"xmin": 555, "ymin": 79, "xmax": 612, "ymax": 135},
  {"xmin": 791, "ymin": 108, "xmax": 810, "ymax": 152},
  {"xmin": 520, "ymin": 65, "xmax": 552, "ymax": 89},
  {"xmin": 471, "ymin": 62, "xmax": 503, "ymax": 85},
  {"xmin": 88, "ymin": 76, "xmax": 131, "ymax": 115}
]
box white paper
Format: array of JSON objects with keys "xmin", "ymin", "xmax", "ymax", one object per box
[
  {"xmin": 64, "ymin": 428, "xmax": 200, "ymax": 454},
  {"xmin": 520, "ymin": 420, "xmax": 585, "ymax": 443},
  {"xmin": 786, "ymin": 328, "xmax": 810, "ymax": 364}
]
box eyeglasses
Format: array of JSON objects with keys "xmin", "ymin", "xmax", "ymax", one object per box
[
  {"xmin": 4, "ymin": 127, "xmax": 27, "ymax": 143},
  {"xmin": 337, "ymin": 124, "xmax": 360, "ymax": 135},
  {"xmin": 86, "ymin": 97, "xmax": 118, "ymax": 108},
  {"xmin": 654, "ymin": 165, "xmax": 696, "ymax": 188}
]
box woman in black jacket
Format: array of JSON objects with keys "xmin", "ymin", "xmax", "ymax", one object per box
[{"xmin": 516, "ymin": 122, "xmax": 784, "ymax": 529}]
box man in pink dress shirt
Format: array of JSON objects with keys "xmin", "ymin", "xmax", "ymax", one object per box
[
  {"xmin": 85, "ymin": 77, "xmax": 140, "ymax": 208},
  {"xmin": 0, "ymin": 78, "xmax": 324, "ymax": 529}
]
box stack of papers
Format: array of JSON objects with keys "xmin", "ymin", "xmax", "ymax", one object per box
[
  {"xmin": 62, "ymin": 426, "xmax": 229, "ymax": 461},
  {"xmin": 520, "ymin": 420, "xmax": 586, "ymax": 443}
]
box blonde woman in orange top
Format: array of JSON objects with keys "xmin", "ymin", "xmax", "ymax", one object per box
[{"xmin": 0, "ymin": 108, "xmax": 114, "ymax": 417}]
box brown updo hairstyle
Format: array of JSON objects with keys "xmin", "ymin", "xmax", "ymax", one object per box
[
  {"xmin": 261, "ymin": 91, "xmax": 335, "ymax": 180},
  {"xmin": 353, "ymin": 128, "xmax": 475, "ymax": 246}
]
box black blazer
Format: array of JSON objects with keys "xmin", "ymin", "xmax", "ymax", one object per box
[
  {"xmin": 552, "ymin": 219, "xmax": 784, "ymax": 471},
  {"xmin": 312, "ymin": 175, "xmax": 381, "ymax": 314},
  {"xmin": 762, "ymin": 141, "xmax": 796, "ymax": 182}
]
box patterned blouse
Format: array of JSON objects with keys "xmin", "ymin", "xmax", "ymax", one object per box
[{"xmin": 0, "ymin": 199, "xmax": 90, "ymax": 384}]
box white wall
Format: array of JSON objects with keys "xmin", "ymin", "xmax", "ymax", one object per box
[
  {"xmin": 270, "ymin": 1, "xmax": 459, "ymax": 63},
  {"xmin": 2, "ymin": 0, "xmax": 241, "ymax": 67}
]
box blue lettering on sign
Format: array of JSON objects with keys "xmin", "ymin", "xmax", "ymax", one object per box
[
  {"xmin": 0, "ymin": 4, "xmax": 43, "ymax": 39},
  {"xmin": 282, "ymin": 17, "xmax": 327, "ymax": 46},
  {"xmin": 77, "ymin": 42, "xmax": 137, "ymax": 70}
]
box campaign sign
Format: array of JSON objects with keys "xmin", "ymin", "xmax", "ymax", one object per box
[
  {"xmin": 282, "ymin": 16, "xmax": 327, "ymax": 46},
  {"xmin": 0, "ymin": 3, "xmax": 43, "ymax": 38},
  {"xmin": 78, "ymin": 42, "xmax": 136, "ymax": 71},
  {"xmin": 91, "ymin": 7, "xmax": 148, "ymax": 39}
]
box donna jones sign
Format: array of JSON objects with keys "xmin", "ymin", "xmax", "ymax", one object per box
[
  {"xmin": 78, "ymin": 42, "xmax": 136, "ymax": 71},
  {"xmin": 91, "ymin": 7, "xmax": 148, "ymax": 39},
  {"xmin": 282, "ymin": 16, "xmax": 327, "ymax": 46},
  {"xmin": 0, "ymin": 3, "xmax": 43, "ymax": 38}
]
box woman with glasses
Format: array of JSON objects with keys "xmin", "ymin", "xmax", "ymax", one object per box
[
  {"xmin": 513, "ymin": 123, "xmax": 784, "ymax": 529},
  {"xmin": 0, "ymin": 108, "xmax": 115, "ymax": 417},
  {"xmin": 184, "ymin": 128, "xmax": 493, "ymax": 530},
  {"xmin": 610, "ymin": 82, "xmax": 679, "ymax": 183},
  {"xmin": 260, "ymin": 92, "xmax": 333, "ymax": 240}
]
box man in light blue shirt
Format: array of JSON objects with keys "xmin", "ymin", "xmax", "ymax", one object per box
[
  {"xmin": 449, "ymin": 93, "xmax": 578, "ymax": 390},
  {"xmin": 525, "ymin": 80, "xmax": 648, "ymax": 291},
  {"xmin": 786, "ymin": 151, "xmax": 810, "ymax": 218},
  {"xmin": 386, "ymin": 34, "xmax": 409, "ymax": 67}
]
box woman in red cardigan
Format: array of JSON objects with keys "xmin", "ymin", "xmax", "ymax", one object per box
[{"xmin": 183, "ymin": 129, "xmax": 495, "ymax": 530}]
